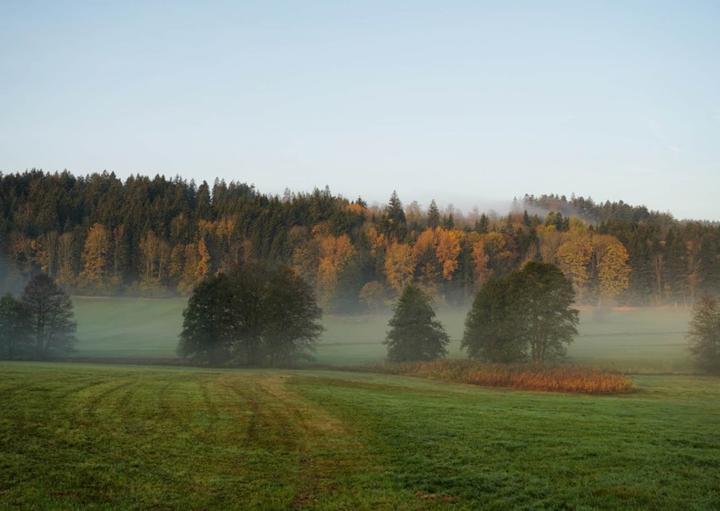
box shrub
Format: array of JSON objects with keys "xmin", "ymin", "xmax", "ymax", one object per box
[{"xmin": 373, "ymin": 359, "xmax": 633, "ymax": 394}]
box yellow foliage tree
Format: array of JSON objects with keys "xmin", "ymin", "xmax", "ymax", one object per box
[
  {"xmin": 435, "ymin": 228, "xmax": 463, "ymax": 280},
  {"xmin": 81, "ymin": 223, "xmax": 111, "ymax": 288},
  {"xmin": 139, "ymin": 230, "xmax": 164, "ymax": 286},
  {"xmin": 536, "ymin": 225, "xmax": 563, "ymax": 264},
  {"xmin": 56, "ymin": 232, "xmax": 77, "ymax": 287},
  {"xmin": 594, "ymin": 236, "xmax": 631, "ymax": 303},
  {"xmin": 317, "ymin": 234, "xmax": 355, "ymax": 304},
  {"xmin": 555, "ymin": 234, "xmax": 593, "ymax": 299},
  {"xmin": 384, "ymin": 242, "xmax": 416, "ymax": 292},
  {"xmin": 196, "ymin": 237, "xmax": 212, "ymax": 280},
  {"xmin": 413, "ymin": 229, "xmax": 440, "ymax": 289},
  {"xmin": 471, "ymin": 237, "xmax": 491, "ymax": 287}
]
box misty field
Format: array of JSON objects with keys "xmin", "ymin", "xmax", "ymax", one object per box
[
  {"xmin": 1, "ymin": 362, "xmax": 718, "ymax": 510},
  {"xmin": 72, "ymin": 297, "xmax": 692, "ymax": 372}
]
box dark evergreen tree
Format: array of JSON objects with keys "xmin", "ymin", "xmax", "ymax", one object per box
[
  {"xmin": 475, "ymin": 214, "xmax": 489, "ymax": 234},
  {"xmin": 427, "ymin": 200, "xmax": 440, "ymax": 228},
  {"xmin": 385, "ymin": 285, "xmax": 449, "ymax": 362},
  {"xmin": 382, "ymin": 191, "xmax": 407, "ymax": 240}
]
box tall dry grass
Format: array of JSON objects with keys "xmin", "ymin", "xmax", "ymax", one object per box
[{"xmin": 373, "ymin": 359, "xmax": 633, "ymax": 394}]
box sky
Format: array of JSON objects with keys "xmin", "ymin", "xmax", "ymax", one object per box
[{"xmin": 1, "ymin": 1, "xmax": 719, "ymax": 220}]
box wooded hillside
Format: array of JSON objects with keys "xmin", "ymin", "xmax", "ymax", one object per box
[{"xmin": 1, "ymin": 170, "xmax": 718, "ymax": 309}]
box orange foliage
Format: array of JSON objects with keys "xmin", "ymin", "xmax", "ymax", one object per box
[
  {"xmin": 435, "ymin": 228, "xmax": 462, "ymax": 280},
  {"xmin": 376, "ymin": 359, "xmax": 633, "ymax": 394},
  {"xmin": 413, "ymin": 228, "xmax": 462, "ymax": 281},
  {"xmin": 345, "ymin": 202, "xmax": 367, "ymax": 216},
  {"xmin": 317, "ymin": 234, "xmax": 355, "ymax": 302},
  {"xmin": 413, "ymin": 229, "xmax": 436, "ymax": 259},
  {"xmin": 471, "ymin": 238, "xmax": 491, "ymax": 286},
  {"xmin": 363, "ymin": 225, "xmax": 386, "ymax": 256},
  {"xmin": 384, "ymin": 242, "xmax": 416, "ymax": 291}
]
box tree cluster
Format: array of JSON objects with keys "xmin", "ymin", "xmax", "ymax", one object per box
[
  {"xmin": 385, "ymin": 262, "xmax": 578, "ymax": 364},
  {"xmin": 462, "ymin": 262, "xmax": 579, "ymax": 363},
  {"xmin": 2, "ymin": 170, "xmax": 718, "ymax": 309},
  {"xmin": 178, "ymin": 262, "xmax": 323, "ymax": 366}
]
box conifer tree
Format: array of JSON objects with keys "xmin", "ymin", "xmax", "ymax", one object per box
[
  {"xmin": 385, "ymin": 285, "xmax": 449, "ymax": 362},
  {"xmin": 382, "ymin": 191, "xmax": 407, "ymax": 240},
  {"xmin": 427, "ymin": 200, "xmax": 441, "ymax": 228}
]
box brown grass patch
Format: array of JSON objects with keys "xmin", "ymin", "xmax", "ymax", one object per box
[{"xmin": 372, "ymin": 359, "xmax": 633, "ymax": 394}]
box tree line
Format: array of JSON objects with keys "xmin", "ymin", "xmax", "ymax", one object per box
[
  {"xmin": 179, "ymin": 260, "xmax": 578, "ymax": 367},
  {"xmin": 1, "ymin": 170, "xmax": 719, "ymax": 309}
]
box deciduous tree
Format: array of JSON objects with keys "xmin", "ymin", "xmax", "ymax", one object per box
[
  {"xmin": 21, "ymin": 273, "xmax": 76, "ymax": 359},
  {"xmin": 462, "ymin": 278, "xmax": 526, "ymax": 362},
  {"xmin": 178, "ymin": 262, "xmax": 323, "ymax": 366},
  {"xmin": 80, "ymin": 223, "xmax": 111, "ymax": 288},
  {"xmin": 384, "ymin": 242, "xmax": 416, "ymax": 292},
  {"xmin": 463, "ymin": 262, "xmax": 578, "ymax": 363}
]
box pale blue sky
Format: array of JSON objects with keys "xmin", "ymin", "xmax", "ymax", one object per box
[{"xmin": 1, "ymin": 1, "xmax": 718, "ymax": 219}]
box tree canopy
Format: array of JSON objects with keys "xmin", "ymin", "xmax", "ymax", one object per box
[
  {"xmin": 178, "ymin": 262, "xmax": 323, "ymax": 366},
  {"xmin": 463, "ymin": 262, "xmax": 579, "ymax": 363},
  {"xmin": 462, "ymin": 278, "xmax": 526, "ymax": 363}
]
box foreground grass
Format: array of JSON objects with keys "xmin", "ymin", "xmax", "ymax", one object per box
[{"xmin": 1, "ymin": 363, "xmax": 719, "ymax": 509}]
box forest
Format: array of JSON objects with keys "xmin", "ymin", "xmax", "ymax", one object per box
[{"xmin": 1, "ymin": 170, "xmax": 718, "ymax": 310}]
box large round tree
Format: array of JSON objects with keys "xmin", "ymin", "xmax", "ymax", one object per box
[
  {"xmin": 385, "ymin": 284, "xmax": 449, "ymax": 362},
  {"xmin": 178, "ymin": 262, "xmax": 323, "ymax": 367},
  {"xmin": 463, "ymin": 262, "xmax": 578, "ymax": 363}
]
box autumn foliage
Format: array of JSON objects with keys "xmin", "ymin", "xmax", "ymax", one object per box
[
  {"xmin": 374, "ymin": 359, "xmax": 633, "ymax": 394},
  {"xmin": 6, "ymin": 172, "xmax": 718, "ymax": 307}
]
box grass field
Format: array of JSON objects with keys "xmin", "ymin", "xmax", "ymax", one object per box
[
  {"xmin": 1, "ymin": 362, "xmax": 718, "ymax": 510},
  {"xmin": 17, "ymin": 297, "xmax": 702, "ymax": 508},
  {"xmin": 72, "ymin": 297, "xmax": 693, "ymax": 372}
]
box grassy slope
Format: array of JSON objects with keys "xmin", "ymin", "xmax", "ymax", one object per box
[
  {"xmin": 1, "ymin": 363, "xmax": 718, "ymax": 510},
  {"xmin": 73, "ymin": 297, "xmax": 692, "ymax": 371}
]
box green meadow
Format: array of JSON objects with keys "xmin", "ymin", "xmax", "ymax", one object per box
[
  {"xmin": 1, "ymin": 362, "xmax": 718, "ymax": 510},
  {"xmin": 72, "ymin": 296, "xmax": 692, "ymax": 372},
  {"xmin": 3, "ymin": 297, "xmax": 714, "ymax": 510}
]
